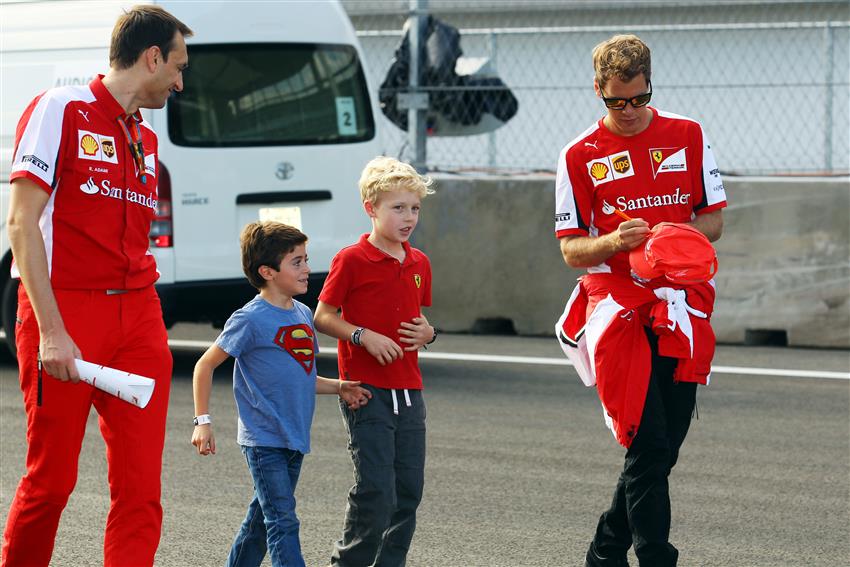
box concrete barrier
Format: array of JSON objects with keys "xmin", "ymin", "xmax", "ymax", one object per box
[{"xmin": 412, "ymin": 176, "xmax": 850, "ymax": 348}]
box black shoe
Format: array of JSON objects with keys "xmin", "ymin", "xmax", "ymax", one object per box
[{"xmin": 585, "ymin": 543, "xmax": 630, "ymax": 567}]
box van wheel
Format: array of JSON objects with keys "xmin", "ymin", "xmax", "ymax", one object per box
[{"xmin": 1, "ymin": 278, "xmax": 19, "ymax": 361}]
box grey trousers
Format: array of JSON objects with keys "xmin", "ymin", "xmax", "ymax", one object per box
[{"xmin": 331, "ymin": 385, "xmax": 426, "ymax": 567}]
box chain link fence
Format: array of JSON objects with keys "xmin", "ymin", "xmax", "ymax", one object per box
[{"xmin": 343, "ymin": 0, "xmax": 850, "ymax": 176}]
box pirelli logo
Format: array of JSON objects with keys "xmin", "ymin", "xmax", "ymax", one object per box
[{"xmin": 22, "ymin": 154, "xmax": 49, "ymax": 172}]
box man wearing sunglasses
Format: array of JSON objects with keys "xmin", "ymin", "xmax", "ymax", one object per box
[{"xmin": 554, "ymin": 35, "xmax": 727, "ymax": 567}]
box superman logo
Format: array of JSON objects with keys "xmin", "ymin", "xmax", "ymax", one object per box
[{"xmin": 274, "ymin": 324, "xmax": 315, "ymax": 374}]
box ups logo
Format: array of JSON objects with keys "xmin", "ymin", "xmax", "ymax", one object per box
[
  {"xmin": 101, "ymin": 140, "xmax": 115, "ymax": 159},
  {"xmin": 612, "ymin": 155, "xmax": 631, "ymax": 173}
]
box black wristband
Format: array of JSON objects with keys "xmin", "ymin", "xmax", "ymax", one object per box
[
  {"xmin": 426, "ymin": 328, "xmax": 438, "ymax": 345},
  {"xmin": 351, "ymin": 327, "xmax": 365, "ymax": 346}
]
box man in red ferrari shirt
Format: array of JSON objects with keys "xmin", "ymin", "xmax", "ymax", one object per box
[
  {"xmin": 3, "ymin": 6, "xmax": 192, "ymax": 567},
  {"xmin": 555, "ymin": 35, "xmax": 727, "ymax": 567}
]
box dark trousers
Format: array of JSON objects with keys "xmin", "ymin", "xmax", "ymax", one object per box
[
  {"xmin": 588, "ymin": 332, "xmax": 698, "ymax": 567},
  {"xmin": 332, "ymin": 385, "xmax": 426, "ymax": 567}
]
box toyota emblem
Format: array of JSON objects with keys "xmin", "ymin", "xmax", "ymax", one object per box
[{"xmin": 276, "ymin": 162, "xmax": 294, "ymax": 180}]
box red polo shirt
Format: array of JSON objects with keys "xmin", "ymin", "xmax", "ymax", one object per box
[
  {"xmin": 10, "ymin": 75, "xmax": 160, "ymax": 290},
  {"xmin": 319, "ymin": 234, "xmax": 432, "ymax": 390}
]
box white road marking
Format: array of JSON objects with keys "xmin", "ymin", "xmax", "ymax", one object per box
[{"xmin": 167, "ymin": 339, "xmax": 850, "ymax": 381}]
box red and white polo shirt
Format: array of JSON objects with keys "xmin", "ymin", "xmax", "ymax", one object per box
[
  {"xmin": 554, "ymin": 107, "xmax": 728, "ymax": 276},
  {"xmin": 10, "ymin": 74, "xmax": 160, "ymax": 290}
]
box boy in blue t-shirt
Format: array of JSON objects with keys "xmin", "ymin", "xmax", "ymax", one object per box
[{"xmin": 191, "ymin": 221, "xmax": 371, "ymax": 567}]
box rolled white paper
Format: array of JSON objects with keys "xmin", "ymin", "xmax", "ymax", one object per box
[{"xmin": 74, "ymin": 359, "xmax": 155, "ymax": 409}]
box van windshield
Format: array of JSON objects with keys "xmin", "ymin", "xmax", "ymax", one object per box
[{"xmin": 168, "ymin": 43, "xmax": 375, "ymax": 146}]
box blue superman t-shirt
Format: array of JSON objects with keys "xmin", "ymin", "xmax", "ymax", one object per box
[{"xmin": 216, "ymin": 296, "xmax": 318, "ymax": 453}]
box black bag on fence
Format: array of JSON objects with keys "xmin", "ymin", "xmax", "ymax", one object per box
[{"xmin": 379, "ymin": 16, "xmax": 518, "ymax": 133}]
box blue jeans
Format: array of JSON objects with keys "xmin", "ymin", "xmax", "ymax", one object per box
[{"xmin": 227, "ymin": 446, "xmax": 306, "ymax": 567}]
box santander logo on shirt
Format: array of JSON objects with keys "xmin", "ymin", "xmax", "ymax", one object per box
[
  {"xmin": 613, "ymin": 187, "xmax": 690, "ymax": 212},
  {"xmin": 79, "ymin": 177, "xmax": 158, "ymax": 210}
]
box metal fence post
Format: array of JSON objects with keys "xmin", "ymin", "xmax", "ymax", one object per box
[
  {"xmin": 488, "ymin": 30, "xmax": 498, "ymax": 169},
  {"xmin": 823, "ymin": 23, "xmax": 834, "ymax": 173},
  {"xmin": 408, "ymin": 0, "xmax": 428, "ymax": 172}
]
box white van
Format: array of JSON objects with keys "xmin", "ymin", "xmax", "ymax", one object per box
[{"xmin": 0, "ymin": 0, "xmax": 380, "ymax": 355}]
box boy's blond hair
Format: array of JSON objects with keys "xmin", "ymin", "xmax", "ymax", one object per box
[
  {"xmin": 358, "ymin": 156, "xmax": 434, "ymax": 205},
  {"xmin": 592, "ymin": 34, "xmax": 651, "ymax": 90}
]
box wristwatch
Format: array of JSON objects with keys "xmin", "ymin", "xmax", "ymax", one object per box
[{"xmin": 193, "ymin": 414, "xmax": 211, "ymax": 426}]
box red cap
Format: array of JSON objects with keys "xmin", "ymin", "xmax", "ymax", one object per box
[{"xmin": 629, "ymin": 223, "xmax": 718, "ymax": 285}]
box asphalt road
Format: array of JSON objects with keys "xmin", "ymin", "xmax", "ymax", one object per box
[{"xmin": 1, "ymin": 331, "xmax": 848, "ymax": 567}]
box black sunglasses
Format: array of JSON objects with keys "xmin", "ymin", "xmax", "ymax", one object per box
[{"xmin": 600, "ymin": 81, "xmax": 652, "ymax": 110}]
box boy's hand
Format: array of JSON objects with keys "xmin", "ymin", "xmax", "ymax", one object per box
[
  {"xmin": 191, "ymin": 425, "xmax": 216, "ymax": 456},
  {"xmin": 339, "ymin": 380, "xmax": 373, "ymax": 409},
  {"xmin": 361, "ymin": 330, "xmax": 403, "ymax": 366},
  {"xmin": 398, "ymin": 316, "xmax": 435, "ymax": 352}
]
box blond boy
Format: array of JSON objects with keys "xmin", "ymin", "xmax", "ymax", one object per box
[{"xmin": 314, "ymin": 156, "xmax": 436, "ymax": 566}]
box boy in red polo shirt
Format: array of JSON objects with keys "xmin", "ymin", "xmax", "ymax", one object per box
[{"xmin": 315, "ymin": 156, "xmax": 436, "ymax": 567}]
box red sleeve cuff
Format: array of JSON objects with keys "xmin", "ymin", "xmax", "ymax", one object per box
[
  {"xmin": 10, "ymin": 171, "xmax": 53, "ymax": 195},
  {"xmin": 555, "ymin": 228, "xmax": 588, "ymax": 239},
  {"xmin": 695, "ymin": 201, "xmax": 727, "ymax": 215},
  {"xmin": 317, "ymin": 292, "xmax": 341, "ymax": 308}
]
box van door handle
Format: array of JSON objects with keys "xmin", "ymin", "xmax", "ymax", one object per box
[{"xmin": 236, "ymin": 191, "xmax": 332, "ymax": 204}]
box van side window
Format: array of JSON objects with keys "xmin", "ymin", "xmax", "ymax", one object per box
[{"xmin": 168, "ymin": 43, "xmax": 375, "ymax": 146}]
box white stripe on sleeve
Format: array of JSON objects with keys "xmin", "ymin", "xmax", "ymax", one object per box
[
  {"xmin": 11, "ymin": 86, "xmax": 95, "ymax": 189},
  {"xmin": 700, "ymin": 126, "xmax": 726, "ymax": 208}
]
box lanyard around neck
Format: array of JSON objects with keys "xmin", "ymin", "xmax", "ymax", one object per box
[{"xmin": 116, "ymin": 114, "xmax": 147, "ymax": 185}]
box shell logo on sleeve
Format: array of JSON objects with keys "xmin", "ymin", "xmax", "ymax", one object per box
[{"xmin": 274, "ymin": 324, "xmax": 315, "ymax": 373}]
